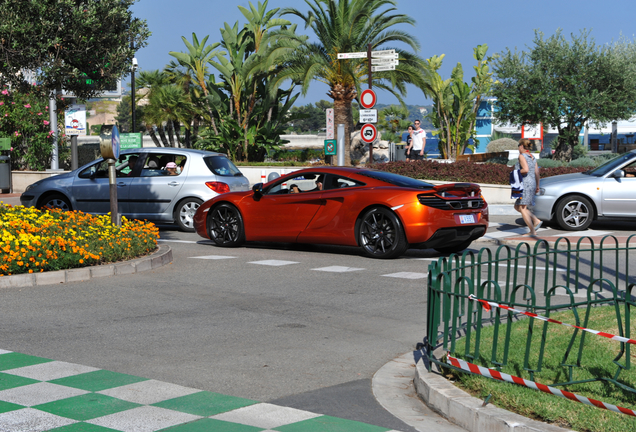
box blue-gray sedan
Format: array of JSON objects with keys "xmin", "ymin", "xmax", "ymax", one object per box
[
  {"xmin": 20, "ymin": 148, "xmax": 250, "ymax": 231},
  {"xmin": 531, "ymin": 150, "xmax": 636, "ymax": 231}
]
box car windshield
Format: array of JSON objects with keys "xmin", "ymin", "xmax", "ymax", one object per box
[
  {"xmin": 587, "ymin": 152, "xmax": 636, "ymax": 177},
  {"xmin": 204, "ymin": 156, "xmax": 242, "ymax": 177},
  {"xmin": 358, "ymin": 170, "xmax": 435, "ymax": 189}
]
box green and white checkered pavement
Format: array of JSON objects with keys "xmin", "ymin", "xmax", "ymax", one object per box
[{"xmin": 0, "ymin": 349, "xmax": 403, "ymax": 432}]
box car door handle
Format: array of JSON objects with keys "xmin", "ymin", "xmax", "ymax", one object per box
[
  {"xmin": 117, "ymin": 182, "xmax": 127, "ymax": 187},
  {"xmin": 168, "ymin": 181, "xmax": 180, "ymax": 186}
]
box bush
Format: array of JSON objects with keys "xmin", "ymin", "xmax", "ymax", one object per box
[
  {"xmin": 377, "ymin": 160, "xmax": 593, "ymax": 185},
  {"xmin": 572, "ymin": 144, "xmax": 588, "ymax": 159},
  {"xmin": 486, "ymin": 138, "xmax": 519, "ymax": 153},
  {"xmin": 569, "ymin": 157, "xmax": 598, "ymax": 168},
  {"xmin": 537, "ymin": 158, "xmax": 564, "ymax": 168}
]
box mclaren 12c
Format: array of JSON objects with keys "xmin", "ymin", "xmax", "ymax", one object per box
[{"xmin": 193, "ymin": 167, "xmax": 489, "ymax": 258}]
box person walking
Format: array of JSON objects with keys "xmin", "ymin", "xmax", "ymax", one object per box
[
  {"xmin": 411, "ymin": 120, "xmax": 426, "ymax": 161},
  {"xmin": 404, "ymin": 125, "xmax": 414, "ymax": 161},
  {"xmin": 515, "ymin": 138, "xmax": 542, "ymax": 236}
]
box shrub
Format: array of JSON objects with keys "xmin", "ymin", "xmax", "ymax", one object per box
[
  {"xmin": 572, "ymin": 144, "xmax": 588, "ymax": 160},
  {"xmin": 569, "ymin": 157, "xmax": 598, "ymax": 168},
  {"xmin": 486, "ymin": 138, "xmax": 519, "ymax": 153},
  {"xmin": 537, "ymin": 158, "xmax": 564, "ymax": 168}
]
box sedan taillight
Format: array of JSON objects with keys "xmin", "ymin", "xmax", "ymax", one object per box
[{"xmin": 205, "ymin": 181, "xmax": 230, "ymax": 194}]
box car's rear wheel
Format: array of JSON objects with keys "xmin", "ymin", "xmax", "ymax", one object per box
[
  {"xmin": 358, "ymin": 207, "xmax": 407, "ymax": 259},
  {"xmin": 434, "ymin": 240, "xmax": 473, "ymax": 255},
  {"xmin": 175, "ymin": 198, "xmax": 202, "ymax": 232},
  {"xmin": 207, "ymin": 203, "xmax": 245, "ymax": 247},
  {"xmin": 555, "ymin": 194, "xmax": 594, "ymax": 231},
  {"xmin": 39, "ymin": 194, "xmax": 71, "ymax": 212}
]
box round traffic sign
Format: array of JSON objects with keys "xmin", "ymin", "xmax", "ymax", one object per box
[
  {"xmin": 360, "ymin": 89, "xmax": 377, "ymax": 109},
  {"xmin": 360, "ymin": 123, "xmax": 378, "ymax": 143}
]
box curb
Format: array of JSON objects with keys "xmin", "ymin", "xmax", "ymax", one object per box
[
  {"xmin": 0, "ymin": 245, "xmax": 172, "ymax": 289},
  {"xmin": 495, "ymin": 235, "xmax": 634, "ymax": 249},
  {"xmin": 413, "ymin": 351, "xmax": 575, "ymax": 432}
]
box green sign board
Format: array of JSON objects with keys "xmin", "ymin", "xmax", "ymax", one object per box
[
  {"xmin": 0, "ymin": 138, "xmax": 11, "ymax": 151},
  {"xmin": 120, "ymin": 133, "xmax": 142, "ymax": 150},
  {"xmin": 324, "ymin": 139, "xmax": 337, "ymax": 156}
]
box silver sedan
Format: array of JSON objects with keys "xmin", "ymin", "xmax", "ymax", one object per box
[
  {"xmin": 531, "ymin": 150, "xmax": 636, "ymax": 231},
  {"xmin": 20, "ymin": 148, "xmax": 250, "ymax": 231}
]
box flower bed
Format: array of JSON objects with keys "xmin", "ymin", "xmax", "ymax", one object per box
[{"xmin": 0, "ymin": 204, "xmax": 158, "ymax": 276}]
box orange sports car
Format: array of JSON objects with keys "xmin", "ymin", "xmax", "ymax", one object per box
[{"xmin": 193, "ymin": 167, "xmax": 489, "ymax": 259}]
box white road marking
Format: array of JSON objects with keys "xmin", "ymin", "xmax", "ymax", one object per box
[
  {"xmin": 311, "ymin": 266, "xmax": 365, "ymax": 273},
  {"xmin": 382, "ymin": 272, "xmax": 428, "ymax": 280},
  {"xmin": 190, "ymin": 255, "xmax": 236, "ymax": 260},
  {"xmin": 249, "ymin": 260, "xmax": 299, "ymax": 266}
]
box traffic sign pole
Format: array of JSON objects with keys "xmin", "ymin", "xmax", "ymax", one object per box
[{"xmin": 367, "ymin": 44, "xmax": 374, "ymax": 164}]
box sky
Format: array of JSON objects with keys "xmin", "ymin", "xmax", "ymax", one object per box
[{"xmin": 128, "ymin": 0, "xmax": 636, "ymax": 107}]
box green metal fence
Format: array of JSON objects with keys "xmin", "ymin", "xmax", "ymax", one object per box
[{"xmin": 426, "ymin": 235, "xmax": 636, "ymax": 392}]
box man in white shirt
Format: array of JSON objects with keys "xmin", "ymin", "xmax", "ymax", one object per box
[{"xmin": 411, "ymin": 120, "xmax": 426, "ymax": 161}]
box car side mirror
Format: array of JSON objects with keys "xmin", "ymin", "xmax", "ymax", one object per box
[
  {"xmin": 252, "ymin": 183, "xmax": 263, "ymax": 197},
  {"xmin": 613, "ymin": 169, "xmax": 625, "ymax": 178}
]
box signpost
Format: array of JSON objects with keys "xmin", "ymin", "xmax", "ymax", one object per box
[
  {"xmin": 360, "ymin": 124, "xmax": 378, "ymax": 144},
  {"xmin": 360, "ymin": 109, "xmax": 378, "ymax": 124},
  {"xmin": 324, "ymin": 139, "xmax": 337, "ymax": 156},
  {"xmin": 99, "ymin": 125, "xmax": 121, "ymax": 226},
  {"xmin": 338, "ymin": 46, "xmax": 399, "ymax": 164}
]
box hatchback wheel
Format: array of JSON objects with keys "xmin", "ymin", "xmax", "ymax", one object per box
[
  {"xmin": 39, "ymin": 194, "xmax": 71, "ymax": 212},
  {"xmin": 208, "ymin": 204, "xmax": 245, "ymax": 247},
  {"xmin": 358, "ymin": 207, "xmax": 407, "ymax": 259},
  {"xmin": 175, "ymin": 198, "xmax": 202, "ymax": 232},
  {"xmin": 555, "ymin": 194, "xmax": 594, "ymax": 231}
]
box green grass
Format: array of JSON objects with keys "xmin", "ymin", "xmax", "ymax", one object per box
[{"xmin": 446, "ymin": 306, "xmax": 636, "ymax": 431}]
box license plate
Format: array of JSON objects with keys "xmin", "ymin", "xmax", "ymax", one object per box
[{"xmin": 459, "ymin": 214, "xmax": 475, "ymax": 224}]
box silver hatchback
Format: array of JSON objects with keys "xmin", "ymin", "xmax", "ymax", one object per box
[
  {"xmin": 20, "ymin": 148, "xmax": 250, "ymax": 231},
  {"xmin": 531, "ymin": 150, "xmax": 636, "ymax": 231}
]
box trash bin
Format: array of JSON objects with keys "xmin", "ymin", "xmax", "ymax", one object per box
[{"xmin": 0, "ymin": 155, "xmax": 11, "ymax": 193}]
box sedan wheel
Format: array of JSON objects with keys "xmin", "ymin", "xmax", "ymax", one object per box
[
  {"xmin": 39, "ymin": 194, "xmax": 71, "ymax": 212},
  {"xmin": 176, "ymin": 198, "xmax": 202, "ymax": 232},
  {"xmin": 555, "ymin": 194, "xmax": 594, "ymax": 231},
  {"xmin": 208, "ymin": 204, "xmax": 245, "ymax": 247},
  {"xmin": 358, "ymin": 207, "xmax": 407, "ymax": 259}
]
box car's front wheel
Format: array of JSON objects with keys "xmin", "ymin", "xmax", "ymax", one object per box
[
  {"xmin": 358, "ymin": 207, "xmax": 408, "ymax": 259},
  {"xmin": 175, "ymin": 198, "xmax": 202, "ymax": 232},
  {"xmin": 39, "ymin": 194, "xmax": 71, "ymax": 212},
  {"xmin": 207, "ymin": 203, "xmax": 245, "ymax": 247},
  {"xmin": 555, "ymin": 194, "xmax": 595, "ymax": 231}
]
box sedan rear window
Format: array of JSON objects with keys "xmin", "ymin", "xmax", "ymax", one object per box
[
  {"xmin": 358, "ymin": 170, "xmax": 435, "ymax": 189},
  {"xmin": 204, "ymin": 156, "xmax": 243, "ymax": 177}
]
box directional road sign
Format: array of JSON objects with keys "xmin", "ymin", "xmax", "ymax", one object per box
[
  {"xmin": 360, "ymin": 109, "xmax": 378, "ymax": 124},
  {"xmin": 371, "ymin": 64, "xmax": 396, "ymax": 72},
  {"xmin": 360, "ymin": 89, "xmax": 377, "ymax": 109},
  {"xmin": 360, "ymin": 124, "xmax": 378, "ymax": 143},
  {"xmin": 337, "ymin": 52, "xmax": 367, "ymax": 59},
  {"xmin": 371, "ymin": 49, "xmax": 395, "ymax": 57},
  {"xmin": 371, "ymin": 57, "xmax": 399, "ymax": 65}
]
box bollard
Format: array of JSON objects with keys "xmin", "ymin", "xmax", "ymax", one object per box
[{"xmin": 261, "ymin": 170, "xmax": 266, "ymax": 183}]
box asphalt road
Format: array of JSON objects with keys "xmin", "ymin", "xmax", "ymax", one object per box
[{"xmin": 1, "ymin": 214, "xmax": 635, "ymax": 431}]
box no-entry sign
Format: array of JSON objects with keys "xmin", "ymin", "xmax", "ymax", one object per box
[
  {"xmin": 360, "ymin": 89, "xmax": 377, "ymax": 109},
  {"xmin": 360, "ymin": 123, "xmax": 378, "ymax": 143}
]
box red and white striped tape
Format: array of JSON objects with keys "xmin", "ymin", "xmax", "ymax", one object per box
[
  {"xmin": 447, "ymin": 353, "xmax": 636, "ymax": 417},
  {"xmin": 468, "ymin": 294, "xmax": 636, "ymax": 345}
]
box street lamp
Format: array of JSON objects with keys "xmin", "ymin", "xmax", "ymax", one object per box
[{"xmin": 131, "ymin": 39, "xmax": 138, "ymax": 133}]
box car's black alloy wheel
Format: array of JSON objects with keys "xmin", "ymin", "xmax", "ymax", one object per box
[
  {"xmin": 208, "ymin": 204, "xmax": 245, "ymax": 247},
  {"xmin": 358, "ymin": 207, "xmax": 407, "ymax": 259}
]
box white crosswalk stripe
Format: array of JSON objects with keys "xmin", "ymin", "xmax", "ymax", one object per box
[
  {"xmin": 312, "ymin": 266, "xmax": 365, "ymax": 273},
  {"xmin": 382, "ymin": 272, "xmax": 428, "ymax": 280},
  {"xmin": 249, "ymin": 260, "xmax": 299, "ymax": 266}
]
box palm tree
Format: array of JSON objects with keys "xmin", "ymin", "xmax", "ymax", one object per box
[
  {"xmin": 280, "ymin": 0, "xmax": 424, "ymax": 165},
  {"xmin": 168, "ymin": 33, "xmax": 224, "ymax": 135}
]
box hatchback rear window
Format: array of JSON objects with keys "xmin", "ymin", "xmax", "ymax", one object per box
[{"xmin": 204, "ymin": 156, "xmax": 243, "ymax": 177}]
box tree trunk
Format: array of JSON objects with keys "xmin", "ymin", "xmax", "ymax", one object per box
[
  {"xmin": 329, "ymin": 83, "xmax": 357, "ymax": 166},
  {"xmin": 146, "ymin": 124, "xmax": 162, "ymax": 147}
]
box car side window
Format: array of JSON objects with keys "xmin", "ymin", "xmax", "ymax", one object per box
[
  {"xmin": 323, "ymin": 176, "xmax": 364, "ymax": 190},
  {"xmin": 79, "ymin": 157, "xmax": 131, "ymax": 179},
  {"xmin": 623, "ymin": 161, "xmax": 636, "ymax": 178}
]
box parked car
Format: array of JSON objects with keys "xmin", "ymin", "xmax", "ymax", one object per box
[
  {"xmin": 531, "ymin": 150, "xmax": 636, "ymax": 230},
  {"xmin": 20, "ymin": 148, "xmax": 250, "ymax": 231},
  {"xmin": 193, "ymin": 167, "xmax": 489, "ymax": 259}
]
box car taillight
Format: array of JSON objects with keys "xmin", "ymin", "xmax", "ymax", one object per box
[{"xmin": 205, "ymin": 181, "xmax": 230, "ymax": 194}]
